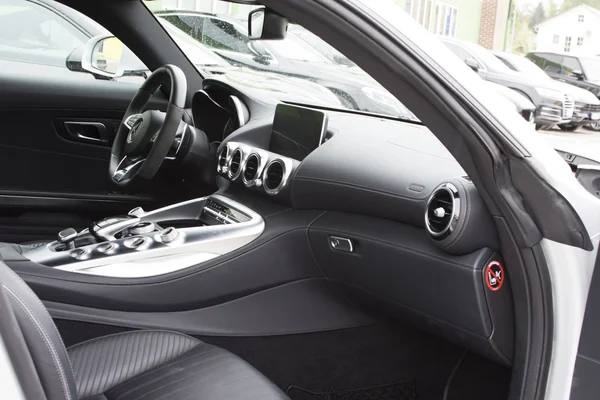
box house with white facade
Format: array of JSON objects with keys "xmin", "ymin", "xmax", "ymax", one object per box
[{"xmin": 535, "ymin": 4, "xmax": 600, "ymax": 57}]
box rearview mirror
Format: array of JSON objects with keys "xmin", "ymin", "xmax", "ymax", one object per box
[
  {"xmin": 66, "ymin": 35, "xmax": 148, "ymax": 80},
  {"xmin": 248, "ymin": 7, "xmax": 288, "ymax": 40},
  {"xmin": 465, "ymin": 58, "xmax": 481, "ymax": 72}
]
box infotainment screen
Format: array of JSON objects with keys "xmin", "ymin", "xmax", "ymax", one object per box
[{"xmin": 269, "ymin": 104, "xmax": 328, "ymax": 161}]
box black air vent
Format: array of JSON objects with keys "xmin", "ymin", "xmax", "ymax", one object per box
[
  {"xmin": 228, "ymin": 148, "xmax": 242, "ymax": 178},
  {"xmin": 264, "ymin": 160, "xmax": 285, "ymax": 194},
  {"xmin": 426, "ymin": 185, "xmax": 455, "ymax": 239},
  {"xmin": 244, "ymin": 154, "xmax": 259, "ymax": 183}
]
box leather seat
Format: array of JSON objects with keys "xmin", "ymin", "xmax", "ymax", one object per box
[{"xmin": 0, "ymin": 260, "xmax": 289, "ymax": 400}]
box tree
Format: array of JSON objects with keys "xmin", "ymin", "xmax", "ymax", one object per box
[
  {"xmin": 529, "ymin": 3, "xmax": 545, "ymax": 30},
  {"xmin": 560, "ymin": 0, "xmax": 600, "ymax": 12}
]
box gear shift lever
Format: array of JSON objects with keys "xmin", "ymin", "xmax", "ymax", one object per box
[{"xmin": 58, "ymin": 228, "xmax": 78, "ymax": 250}]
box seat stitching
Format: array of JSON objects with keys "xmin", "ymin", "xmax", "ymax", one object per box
[
  {"xmin": 127, "ymin": 358, "xmax": 254, "ymax": 400},
  {"xmin": 4, "ymin": 286, "xmax": 72, "ymax": 400},
  {"xmin": 122, "ymin": 351, "xmax": 234, "ymax": 400},
  {"xmin": 67, "ymin": 329, "xmax": 200, "ymax": 351},
  {"xmin": 111, "ymin": 346, "xmax": 219, "ymax": 399}
]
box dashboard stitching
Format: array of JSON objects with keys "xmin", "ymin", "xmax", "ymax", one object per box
[
  {"xmin": 311, "ymin": 228, "xmax": 481, "ymax": 272},
  {"xmin": 294, "ymin": 176, "xmax": 430, "ymax": 202},
  {"xmin": 13, "ymin": 227, "xmax": 312, "ymax": 287}
]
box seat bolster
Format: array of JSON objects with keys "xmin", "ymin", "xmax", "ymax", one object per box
[
  {"xmin": 105, "ymin": 341, "xmax": 289, "ymax": 400},
  {"xmin": 68, "ymin": 330, "xmax": 200, "ymax": 398}
]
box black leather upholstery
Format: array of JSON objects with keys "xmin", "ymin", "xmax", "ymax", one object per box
[
  {"xmin": 1, "ymin": 260, "xmax": 78, "ymax": 400},
  {"xmin": 0, "ymin": 260, "xmax": 289, "ymax": 400}
]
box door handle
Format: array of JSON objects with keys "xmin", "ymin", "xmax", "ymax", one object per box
[{"xmin": 64, "ymin": 121, "xmax": 109, "ymax": 144}]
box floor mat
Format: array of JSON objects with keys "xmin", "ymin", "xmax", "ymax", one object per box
[
  {"xmin": 200, "ymin": 322, "xmax": 463, "ymax": 400},
  {"xmin": 287, "ymin": 380, "xmax": 417, "ymax": 400}
]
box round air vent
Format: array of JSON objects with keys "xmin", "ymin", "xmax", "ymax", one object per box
[
  {"xmin": 242, "ymin": 153, "xmax": 260, "ymax": 186},
  {"xmin": 425, "ymin": 183, "xmax": 459, "ymax": 240},
  {"xmin": 217, "ymin": 146, "xmax": 229, "ymax": 174},
  {"xmin": 263, "ymin": 159, "xmax": 286, "ymax": 195},
  {"xmin": 227, "ymin": 148, "xmax": 243, "ymax": 180}
]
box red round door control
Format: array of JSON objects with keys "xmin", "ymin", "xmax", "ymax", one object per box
[{"xmin": 485, "ymin": 261, "xmax": 505, "ymax": 291}]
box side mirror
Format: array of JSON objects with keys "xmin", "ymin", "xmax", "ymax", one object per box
[
  {"xmin": 66, "ymin": 35, "xmax": 148, "ymax": 80},
  {"xmin": 465, "ymin": 58, "xmax": 481, "ymax": 72},
  {"xmin": 248, "ymin": 7, "xmax": 288, "ymax": 40},
  {"xmin": 572, "ymin": 69, "xmax": 585, "ymax": 80}
]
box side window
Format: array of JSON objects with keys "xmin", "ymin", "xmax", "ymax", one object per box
[
  {"xmin": 201, "ymin": 18, "xmax": 252, "ymax": 55},
  {"xmin": 0, "ymin": 0, "xmax": 87, "ymax": 65},
  {"xmin": 540, "ymin": 53, "xmax": 562, "ymax": 74},
  {"xmin": 562, "ymin": 56, "xmax": 583, "ymax": 77}
]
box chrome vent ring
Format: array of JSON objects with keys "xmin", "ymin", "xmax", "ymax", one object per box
[
  {"xmin": 227, "ymin": 148, "xmax": 243, "ymax": 180},
  {"xmin": 242, "ymin": 153, "xmax": 261, "ymax": 187},
  {"xmin": 425, "ymin": 182, "xmax": 460, "ymax": 241},
  {"xmin": 263, "ymin": 159, "xmax": 286, "ymax": 195}
]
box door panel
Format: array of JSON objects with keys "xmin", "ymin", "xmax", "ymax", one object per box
[
  {"xmin": 570, "ymin": 250, "xmax": 600, "ymax": 400},
  {"xmin": 0, "ymin": 70, "xmax": 168, "ymax": 242}
]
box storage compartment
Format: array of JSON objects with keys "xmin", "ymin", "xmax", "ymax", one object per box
[{"xmin": 309, "ymin": 212, "xmax": 514, "ymax": 365}]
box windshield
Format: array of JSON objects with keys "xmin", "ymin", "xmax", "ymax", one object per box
[
  {"xmin": 267, "ymin": 37, "xmax": 331, "ymax": 63},
  {"xmin": 144, "ymin": 0, "xmax": 418, "ymax": 121},
  {"xmin": 580, "ymin": 58, "xmax": 600, "ymax": 82},
  {"xmin": 501, "ymin": 54, "xmax": 549, "ymax": 80}
]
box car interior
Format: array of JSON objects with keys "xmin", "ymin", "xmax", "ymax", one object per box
[{"xmin": 0, "ymin": 1, "xmax": 523, "ymax": 400}]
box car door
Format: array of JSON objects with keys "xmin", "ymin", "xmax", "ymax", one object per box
[
  {"xmin": 0, "ymin": 0, "xmax": 168, "ymax": 243},
  {"xmin": 570, "ymin": 249, "xmax": 600, "ymax": 399}
]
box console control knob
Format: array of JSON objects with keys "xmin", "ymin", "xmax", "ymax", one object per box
[
  {"xmin": 97, "ymin": 243, "xmax": 116, "ymax": 253},
  {"xmin": 70, "ymin": 248, "xmax": 88, "ymax": 259},
  {"xmin": 128, "ymin": 207, "xmax": 145, "ymax": 217},
  {"xmin": 126, "ymin": 237, "xmax": 147, "ymax": 248},
  {"xmin": 129, "ymin": 222, "xmax": 155, "ymax": 235},
  {"xmin": 160, "ymin": 227, "xmax": 179, "ymax": 243}
]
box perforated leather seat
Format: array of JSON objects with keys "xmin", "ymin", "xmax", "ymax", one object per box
[{"xmin": 0, "ymin": 261, "xmax": 289, "ymax": 400}]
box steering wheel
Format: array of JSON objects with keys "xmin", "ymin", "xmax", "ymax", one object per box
[{"xmin": 109, "ymin": 64, "xmax": 187, "ymax": 190}]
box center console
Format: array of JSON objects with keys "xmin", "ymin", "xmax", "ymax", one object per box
[{"xmin": 21, "ymin": 195, "xmax": 264, "ymax": 278}]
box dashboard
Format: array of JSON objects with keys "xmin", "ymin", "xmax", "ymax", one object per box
[{"xmin": 186, "ymin": 77, "xmax": 513, "ymax": 365}]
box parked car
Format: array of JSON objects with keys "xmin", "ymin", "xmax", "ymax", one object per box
[
  {"xmin": 288, "ymin": 25, "xmax": 355, "ymax": 66},
  {"xmin": 284, "ymin": 26, "xmax": 536, "ymax": 125},
  {"xmin": 441, "ymin": 38, "xmax": 574, "ymax": 130},
  {"xmin": 154, "ymin": 10, "xmax": 416, "ymax": 120},
  {"xmin": 494, "ymin": 51, "xmax": 600, "ymax": 131},
  {"xmin": 526, "ymin": 51, "xmax": 600, "ymax": 131},
  {"xmin": 525, "ymin": 52, "xmax": 600, "ymax": 97}
]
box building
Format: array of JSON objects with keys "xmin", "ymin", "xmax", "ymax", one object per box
[
  {"xmin": 535, "ymin": 4, "xmax": 600, "ymax": 57},
  {"xmin": 397, "ymin": 0, "xmax": 512, "ymax": 50}
]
